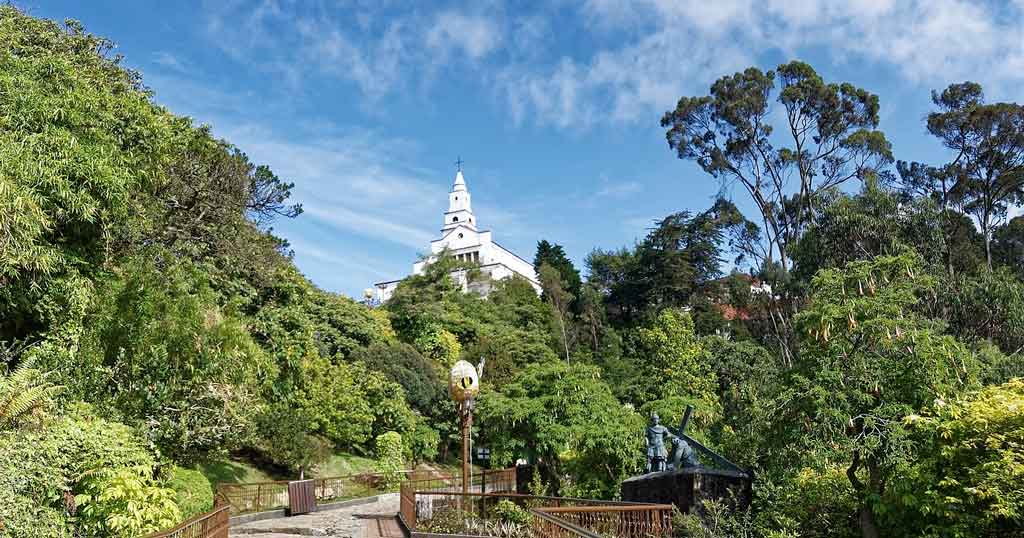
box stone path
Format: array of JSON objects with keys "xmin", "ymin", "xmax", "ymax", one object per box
[{"xmin": 229, "ymin": 493, "xmax": 402, "ymax": 538}]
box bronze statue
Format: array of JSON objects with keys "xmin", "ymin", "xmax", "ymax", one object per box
[
  {"xmin": 645, "ymin": 407, "xmax": 701, "ymax": 472},
  {"xmin": 645, "ymin": 413, "xmax": 677, "ymax": 472}
]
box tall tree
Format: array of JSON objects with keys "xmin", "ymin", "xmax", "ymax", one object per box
[
  {"xmin": 538, "ymin": 263, "xmax": 573, "ymax": 362},
  {"xmin": 792, "ymin": 252, "xmax": 978, "ymax": 538},
  {"xmin": 925, "ymin": 82, "xmax": 1024, "ymax": 268},
  {"xmin": 661, "ymin": 61, "xmax": 893, "ymax": 271},
  {"xmin": 534, "ymin": 240, "xmax": 582, "ymax": 303},
  {"xmin": 993, "ymin": 215, "xmax": 1024, "ymax": 277}
]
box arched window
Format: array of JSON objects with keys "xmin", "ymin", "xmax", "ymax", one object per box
[{"xmin": 453, "ymin": 216, "xmax": 459, "ymax": 222}]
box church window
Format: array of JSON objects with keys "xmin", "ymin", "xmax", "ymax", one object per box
[
  {"xmin": 453, "ymin": 216, "xmax": 459, "ymax": 222},
  {"xmin": 458, "ymin": 233, "xmax": 464, "ymax": 238}
]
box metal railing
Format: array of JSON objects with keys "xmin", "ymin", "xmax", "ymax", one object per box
[
  {"xmin": 217, "ymin": 469, "xmax": 438, "ymax": 515},
  {"xmin": 534, "ymin": 504, "xmax": 673, "ymax": 538},
  {"xmin": 144, "ymin": 497, "xmax": 230, "ymax": 538},
  {"xmin": 401, "ymin": 476, "xmax": 673, "ymax": 538}
]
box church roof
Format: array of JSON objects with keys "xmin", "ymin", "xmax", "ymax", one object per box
[{"xmin": 452, "ymin": 170, "xmax": 467, "ymax": 192}]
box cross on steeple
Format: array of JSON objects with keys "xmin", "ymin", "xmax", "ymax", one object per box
[{"xmin": 454, "ymin": 156, "xmax": 465, "ymax": 172}]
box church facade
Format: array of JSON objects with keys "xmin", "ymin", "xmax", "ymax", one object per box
[{"xmin": 372, "ymin": 168, "xmax": 540, "ymax": 303}]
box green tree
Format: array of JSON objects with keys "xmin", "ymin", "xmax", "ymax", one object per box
[
  {"xmin": 539, "ymin": 263, "xmax": 574, "ymax": 362},
  {"xmin": 993, "ymin": 215, "xmax": 1024, "ymax": 278},
  {"xmin": 792, "ymin": 252, "xmax": 979, "ymax": 538},
  {"xmin": 0, "ymin": 6, "xmax": 179, "ymax": 342},
  {"xmin": 534, "ymin": 240, "xmax": 582, "ymax": 304},
  {"xmin": 925, "ymin": 82, "xmax": 1024, "ymax": 268},
  {"xmin": 662, "ymin": 61, "xmax": 892, "ymax": 271},
  {"xmin": 630, "ymin": 309, "xmax": 719, "ymax": 431},
  {"xmin": 477, "ymin": 361, "xmax": 643, "ymax": 498},
  {"xmin": 893, "ymin": 379, "xmax": 1024, "ymax": 537},
  {"xmin": 354, "ymin": 343, "xmax": 445, "ymax": 416},
  {"xmin": 790, "ymin": 179, "xmax": 946, "ymax": 285},
  {"xmin": 253, "ymin": 402, "xmax": 332, "ymax": 475},
  {"xmin": 69, "ymin": 255, "xmax": 271, "ymax": 463},
  {"xmin": 374, "ymin": 431, "xmax": 405, "ymax": 491},
  {"xmin": 935, "ymin": 268, "xmax": 1024, "ymax": 357}
]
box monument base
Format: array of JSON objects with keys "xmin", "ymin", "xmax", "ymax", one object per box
[{"xmin": 620, "ymin": 466, "xmax": 751, "ymax": 515}]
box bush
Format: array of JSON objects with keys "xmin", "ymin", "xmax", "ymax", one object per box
[
  {"xmin": 255, "ymin": 402, "xmax": 332, "ymax": 474},
  {"xmin": 407, "ymin": 421, "xmax": 440, "ymax": 463},
  {"xmin": 374, "ymin": 431, "xmax": 405, "ymax": 490},
  {"xmin": 0, "ymin": 492, "xmax": 70, "ymax": 538},
  {"xmin": 165, "ymin": 467, "xmax": 213, "ymax": 519},
  {"xmin": 492, "ymin": 499, "xmax": 531, "ymax": 525},
  {"xmin": 75, "ymin": 466, "xmax": 181, "ymax": 538}
]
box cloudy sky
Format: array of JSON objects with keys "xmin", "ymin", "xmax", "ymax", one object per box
[{"xmin": 26, "ymin": 0, "xmax": 1024, "ymax": 297}]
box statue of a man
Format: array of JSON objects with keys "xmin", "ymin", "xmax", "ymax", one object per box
[{"xmin": 645, "ymin": 413, "xmax": 678, "ymax": 473}]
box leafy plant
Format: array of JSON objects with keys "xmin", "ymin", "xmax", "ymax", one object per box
[
  {"xmin": 165, "ymin": 466, "xmax": 214, "ymax": 519},
  {"xmin": 0, "ymin": 349, "xmax": 61, "ymax": 431},
  {"xmin": 374, "ymin": 431, "xmax": 405, "ymax": 491},
  {"xmin": 74, "ymin": 466, "xmax": 181, "ymax": 538}
]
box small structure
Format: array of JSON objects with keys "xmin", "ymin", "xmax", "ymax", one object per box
[{"xmin": 623, "ymin": 406, "xmax": 751, "ymax": 514}]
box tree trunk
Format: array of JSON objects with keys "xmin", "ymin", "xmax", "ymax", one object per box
[{"xmin": 859, "ymin": 503, "xmax": 880, "ymax": 538}]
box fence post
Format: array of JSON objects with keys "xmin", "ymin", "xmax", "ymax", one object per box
[{"xmin": 256, "ymin": 484, "xmax": 262, "ymax": 513}]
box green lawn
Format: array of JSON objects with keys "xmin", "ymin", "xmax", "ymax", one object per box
[
  {"xmin": 313, "ymin": 452, "xmax": 378, "ymax": 477},
  {"xmin": 196, "ymin": 451, "xmax": 488, "ymax": 488},
  {"xmin": 195, "ymin": 458, "xmax": 282, "ymax": 486}
]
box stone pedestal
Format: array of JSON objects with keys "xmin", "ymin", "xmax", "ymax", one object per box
[{"xmin": 621, "ymin": 467, "xmax": 751, "ymax": 514}]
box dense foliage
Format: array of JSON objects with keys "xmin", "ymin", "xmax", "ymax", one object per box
[{"xmin": 1, "ymin": 7, "xmax": 1022, "ymax": 538}]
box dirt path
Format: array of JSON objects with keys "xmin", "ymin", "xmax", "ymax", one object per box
[{"xmin": 229, "ymin": 493, "xmax": 401, "ymax": 538}]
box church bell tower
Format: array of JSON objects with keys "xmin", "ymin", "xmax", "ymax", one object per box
[{"xmin": 443, "ymin": 162, "xmax": 476, "ymax": 232}]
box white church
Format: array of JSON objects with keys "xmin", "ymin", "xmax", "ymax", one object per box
[{"xmin": 371, "ymin": 167, "xmax": 540, "ymax": 303}]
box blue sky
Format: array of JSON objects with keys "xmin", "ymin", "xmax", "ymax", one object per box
[{"xmin": 24, "ymin": 0, "xmax": 1024, "ymax": 297}]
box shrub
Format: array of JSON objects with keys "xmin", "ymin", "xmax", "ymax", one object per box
[
  {"xmin": 255, "ymin": 402, "xmax": 332, "ymax": 474},
  {"xmin": 407, "ymin": 421, "xmax": 440, "ymax": 463},
  {"xmin": 75, "ymin": 465, "xmax": 181, "ymax": 538},
  {"xmin": 492, "ymin": 499, "xmax": 531, "ymax": 525},
  {"xmin": 165, "ymin": 467, "xmax": 213, "ymax": 519},
  {"xmin": 374, "ymin": 431, "xmax": 405, "ymax": 490}
]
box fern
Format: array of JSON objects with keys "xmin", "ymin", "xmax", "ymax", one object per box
[{"xmin": 0, "ymin": 346, "xmax": 62, "ymax": 430}]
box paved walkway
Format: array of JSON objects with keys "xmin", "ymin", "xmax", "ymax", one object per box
[{"xmin": 229, "ymin": 493, "xmax": 402, "ymax": 538}]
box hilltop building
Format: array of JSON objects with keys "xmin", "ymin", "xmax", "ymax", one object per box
[{"xmin": 371, "ymin": 167, "xmax": 540, "ymax": 303}]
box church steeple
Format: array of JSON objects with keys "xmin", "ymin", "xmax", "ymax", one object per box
[{"xmin": 443, "ymin": 164, "xmax": 476, "ymax": 232}]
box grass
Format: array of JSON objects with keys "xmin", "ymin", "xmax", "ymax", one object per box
[
  {"xmin": 194, "ymin": 457, "xmax": 282, "ymax": 486},
  {"xmin": 195, "ymin": 450, "xmax": 491, "ymax": 488},
  {"xmin": 313, "ymin": 452, "xmax": 378, "ymax": 477}
]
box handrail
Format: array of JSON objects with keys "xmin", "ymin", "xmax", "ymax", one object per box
[
  {"xmin": 413, "ymin": 490, "xmax": 659, "ymax": 506},
  {"xmin": 402, "ymin": 478, "xmax": 674, "ymax": 538},
  {"xmin": 530, "ymin": 508, "xmax": 604, "ymax": 538},
  {"xmin": 144, "ymin": 504, "xmax": 230, "ymax": 538}
]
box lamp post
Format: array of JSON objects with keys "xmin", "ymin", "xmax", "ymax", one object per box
[{"xmin": 449, "ymin": 359, "xmax": 483, "ymax": 495}]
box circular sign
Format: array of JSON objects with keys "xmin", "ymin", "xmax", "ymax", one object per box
[{"xmin": 449, "ymin": 360, "xmax": 480, "ymax": 401}]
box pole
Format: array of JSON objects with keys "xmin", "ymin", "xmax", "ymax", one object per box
[{"xmin": 462, "ymin": 400, "xmax": 472, "ymax": 496}]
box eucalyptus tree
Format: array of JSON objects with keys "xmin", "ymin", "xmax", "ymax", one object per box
[
  {"xmin": 925, "ymin": 82, "xmax": 1024, "ymax": 268},
  {"xmin": 661, "ymin": 61, "xmax": 893, "ymax": 272}
]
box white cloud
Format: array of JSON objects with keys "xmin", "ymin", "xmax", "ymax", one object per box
[
  {"xmin": 595, "ymin": 181, "xmax": 642, "ymax": 199},
  {"xmin": 197, "ymin": 1, "xmax": 1024, "ymax": 128},
  {"xmin": 503, "ymin": 0, "xmax": 1024, "ymax": 127},
  {"xmin": 427, "ymin": 12, "xmax": 503, "ymax": 60},
  {"xmin": 152, "ymin": 51, "xmax": 186, "ymax": 72}
]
